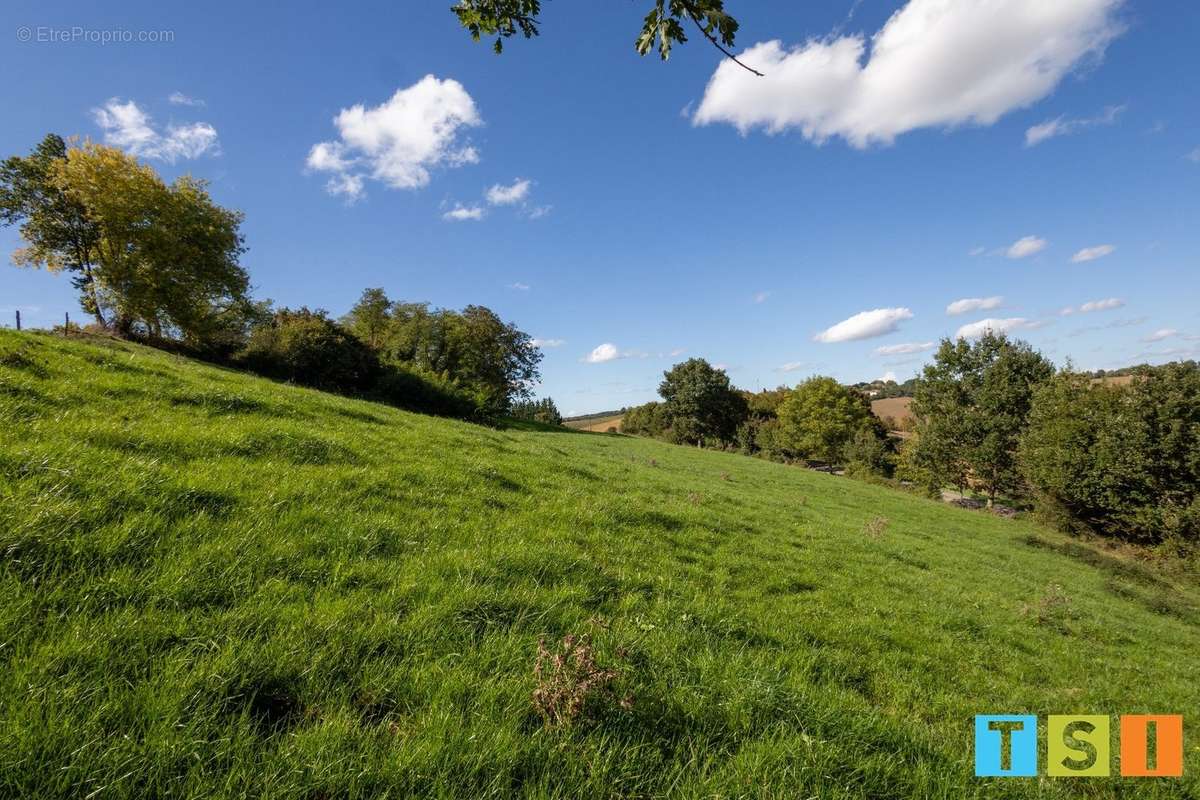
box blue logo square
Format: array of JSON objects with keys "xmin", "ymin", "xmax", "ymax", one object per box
[{"xmin": 975, "ymin": 715, "xmax": 1038, "ymax": 777}]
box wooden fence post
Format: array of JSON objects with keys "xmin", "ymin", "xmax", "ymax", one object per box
[{"xmin": 14, "ymin": 309, "xmax": 19, "ymax": 331}]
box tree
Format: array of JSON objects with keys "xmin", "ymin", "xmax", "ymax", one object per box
[
  {"xmin": 0, "ymin": 134, "xmax": 105, "ymax": 323},
  {"xmin": 1020, "ymin": 364, "xmax": 1200, "ymax": 546},
  {"xmin": 658, "ymin": 358, "xmax": 747, "ymax": 446},
  {"xmin": 342, "ymin": 287, "xmax": 392, "ymax": 349},
  {"xmin": 450, "ymin": 0, "xmax": 761, "ymax": 75},
  {"xmin": 377, "ymin": 299, "xmax": 542, "ymax": 415},
  {"xmin": 622, "ymin": 401, "xmax": 671, "ymax": 439},
  {"xmin": 17, "ymin": 140, "xmax": 251, "ymax": 342},
  {"xmin": 912, "ymin": 333, "xmax": 1054, "ymax": 505},
  {"xmin": 776, "ymin": 377, "xmax": 879, "ymax": 466},
  {"xmin": 843, "ymin": 427, "xmax": 895, "ymax": 479}
]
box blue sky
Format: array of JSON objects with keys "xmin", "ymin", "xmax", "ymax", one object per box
[{"xmin": 2, "ymin": 0, "xmax": 1197, "ymax": 415}]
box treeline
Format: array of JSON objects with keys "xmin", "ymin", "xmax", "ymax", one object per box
[
  {"xmin": 625, "ymin": 341, "xmax": 1199, "ymax": 551},
  {"xmin": 902, "ymin": 335, "xmax": 1198, "ymax": 550},
  {"xmin": 849, "ymin": 377, "xmax": 918, "ymax": 398},
  {"xmin": 509, "ymin": 398, "xmax": 563, "ymax": 426},
  {"xmin": 1, "ymin": 134, "xmax": 555, "ymax": 422},
  {"xmin": 622, "ymin": 359, "xmax": 895, "ymax": 477}
]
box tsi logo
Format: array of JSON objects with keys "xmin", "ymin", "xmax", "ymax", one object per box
[{"xmin": 974, "ymin": 714, "xmax": 1183, "ymax": 777}]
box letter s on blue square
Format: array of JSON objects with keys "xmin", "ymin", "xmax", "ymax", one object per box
[{"xmin": 975, "ymin": 715, "xmax": 1038, "ymax": 777}]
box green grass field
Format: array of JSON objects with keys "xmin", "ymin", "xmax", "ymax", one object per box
[{"xmin": 2, "ymin": 330, "xmax": 1198, "ymax": 799}]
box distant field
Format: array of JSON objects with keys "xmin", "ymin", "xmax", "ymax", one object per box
[
  {"xmin": 870, "ymin": 396, "xmax": 914, "ymax": 428},
  {"xmin": 563, "ymin": 413, "xmax": 623, "ymax": 432},
  {"xmin": 2, "ymin": 331, "xmax": 1198, "ymax": 798}
]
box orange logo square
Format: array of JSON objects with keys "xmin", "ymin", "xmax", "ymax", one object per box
[{"xmin": 1120, "ymin": 715, "xmax": 1183, "ymax": 777}]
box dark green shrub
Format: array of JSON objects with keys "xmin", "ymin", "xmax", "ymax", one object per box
[
  {"xmin": 237, "ymin": 308, "xmax": 378, "ymax": 393},
  {"xmin": 372, "ymin": 364, "xmax": 482, "ymax": 419}
]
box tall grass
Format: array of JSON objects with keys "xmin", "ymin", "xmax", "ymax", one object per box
[{"xmin": 1, "ymin": 330, "xmax": 1197, "ymax": 798}]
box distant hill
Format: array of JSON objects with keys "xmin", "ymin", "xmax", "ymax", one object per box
[
  {"xmin": 870, "ymin": 396, "xmax": 914, "ymax": 431},
  {"xmin": 563, "ymin": 412, "xmax": 623, "ymax": 432}
]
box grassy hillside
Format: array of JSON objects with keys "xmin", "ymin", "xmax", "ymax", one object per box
[{"xmin": 1, "ymin": 330, "xmax": 1197, "ymax": 799}]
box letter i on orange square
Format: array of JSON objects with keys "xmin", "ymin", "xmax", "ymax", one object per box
[{"xmin": 1120, "ymin": 715, "xmax": 1183, "ymax": 777}]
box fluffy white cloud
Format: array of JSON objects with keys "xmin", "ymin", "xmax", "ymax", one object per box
[
  {"xmin": 508, "ymin": 282, "xmax": 530, "ymax": 290},
  {"xmin": 873, "ymin": 341, "xmax": 934, "ymax": 356},
  {"xmin": 324, "ymin": 173, "xmax": 365, "ymax": 202},
  {"xmin": 814, "ymin": 308, "xmax": 913, "ymax": 343},
  {"xmin": 753, "ymin": 291, "xmax": 771, "ymax": 304},
  {"xmin": 777, "ymin": 361, "xmax": 809, "ymax": 373},
  {"xmin": 1071, "ymin": 244, "xmax": 1116, "ymax": 262},
  {"xmin": 532, "ymin": 338, "xmax": 564, "ymax": 348},
  {"xmin": 1024, "ymin": 104, "xmax": 1124, "ymax": 146},
  {"xmin": 486, "ymin": 178, "xmax": 532, "ymax": 206},
  {"xmin": 1143, "ymin": 329, "xmax": 1177, "ymax": 342},
  {"xmin": 955, "ymin": 317, "xmax": 1035, "ymax": 338},
  {"xmin": 583, "ymin": 343, "xmax": 621, "ymax": 363},
  {"xmin": 693, "ymin": 0, "xmax": 1124, "ymax": 148},
  {"xmin": 946, "ymin": 296, "xmax": 1003, "ymax": 315},
  {"xmin": 442, "ymin": 204, "xmax": 485, "ymax": 222},
  {"xmin": 1079, "ymin": 297, "xmax": 1124, "ymax": 312},
  {"xmin": 968, "ymin": 246, "xmax": 987, "ymax": 257},
  {"xmin": 93, "ymin": 98, "xmax": 219, "ymax": 163},
  {"xmin": 878, "ymin": 371, "xmax": 900, "ymax": 383},
  {"xmin": 307, "ymin": 75, "xmax": 481, "ymax": 199},
  {"xmin": 525, "ymin": 205, "xmax": 553, "ymax": 220},
  {"xmin": 1007, "ymin": 236, "xmax": 1048, "ymax": 258},
  {"xmin": 167, "ymin": 91, "xmax": 205, "ymax": 107},
  {"xmin": 1185, "ymin": 147, "xmax": 1200, "ymax": 163}
]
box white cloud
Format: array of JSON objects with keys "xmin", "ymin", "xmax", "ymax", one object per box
[
  {"xmin": 1007, "ymin": 235, "xmax": 1048, "ymax": 258},
  {"xmin": 1186, "ymin": 147, "xmax": 1200, "ymax": 163},
  {"xmin": 525, "ymin": 204, "xmax": 553, "ymax": 220},
  {"xmin": 753, "ymin": 290, "xmax": 771, "ymax": 304},
  {"xmin": 1071, "ymin": 244, "xmax": 1116, "ymax": 262},
  {"xmin": 955, "ymin": 317, "xmax": 1035, "ymax": 338},
  {"xmin": 693, "ymin": 0, "xmax": 1124, "ymax": 148},
  {"xmin": 946, "ymin": 296, "xmax": 1003, "ymax": 315},
  {"xmin": 968, "ymin": 246, "xmax": 987, "ymax": 257},
  {"xmin": 532, "ymin": 338, "xmax": 564, "ymax": 348},
  {"xmin": 93, "ymin": 98, "xmax": 219, "ymax": 163},
  {"xmin": 167, "ymin": 91, "xmax": 205, "ymax": 107},
  {"xmin": 1024, "ymin": 104, "xmax": 1124, "ymax": 146},
  {"xmin": 814, "ymin": 307, "xmax": 913, "ymax": 343},
  {"xmin": 508, "ymin": 282, "xmax": 531, "ymax": 290},
  {"xmin": 306, "ymin": 75, "xmax": 481, "ymax": 199},
  {"xmin": 668, "ymin": 347, "xmax": 687, "ymax": 357},
  {"xmin": 878, "ymin": 371, "xmax": 899, "ymax": 383},
  {"xmin": 486, "ymin": 178, "xmax": 532, "ymax": 206},
  {"xmin": 777, "ymin": 361, "xmax": 810, "ymax": 373},
  {"xmin": 325, "ymin": 173, "xmax": 365, "ymax": 202},
  {"xmin": 442, "ymin": 204, "xmax": 485, "ymax": 222},
  {"xmin": 1079, "ymin": 297, "xmax": 1124, "ymax": 313},
  {"xmin": 873, "ymin": 341, "xmax": 934, "ymax": 356},
  {"xmin": 1143, "ymin": 329, "xmax": 1177, "ymax": 342},
  {"xmin": 583, "ymin": 343, "xmax": 622, "ymax": 364}
]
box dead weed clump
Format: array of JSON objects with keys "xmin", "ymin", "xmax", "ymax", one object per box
[
  {"xmin": 863, "ymin": 516, "xmax": 890, "ymax": 540},
  {"xmin": 533, "ymin": 633, "xmax": 631, "ymax": 727}
]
